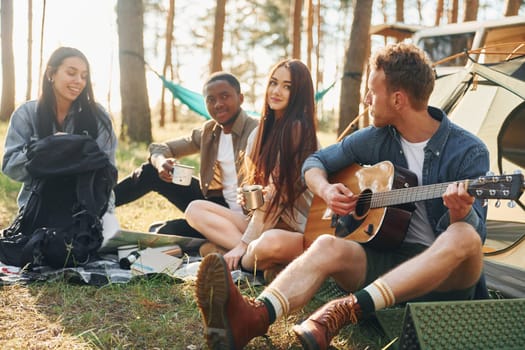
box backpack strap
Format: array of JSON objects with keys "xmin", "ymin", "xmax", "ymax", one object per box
[
  {"xmin": 75, "ymin": 171, "xmax": 99, "ymax": 216},
  {"xmin": 20, "ymin": 228, "xmax": 47, "ymax": 267},
  {"xmin": 20, "ymin": 179, "xmax": 45, "ymax": 235}
]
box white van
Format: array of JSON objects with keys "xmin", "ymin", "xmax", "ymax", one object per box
[{"xmin": 412, "ymin": 16, "xmax": 525, "ymax": 75}]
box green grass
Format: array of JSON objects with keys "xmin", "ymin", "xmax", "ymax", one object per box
[
  {"xmin": 0, "ymin": 118, "xmax": 392, "ymax": 349},
  {"xmin": 0, "ymin": 174, "xmax": 19, "ymax": 228}
]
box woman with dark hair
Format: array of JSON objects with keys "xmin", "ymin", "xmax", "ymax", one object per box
[
  {"xmin": 2, "ymin": 46, "xmax": 117, "ymax": 208},
  {"xmin": 186, "ymin": 59, "xmax": 318, "ymax": 274}
]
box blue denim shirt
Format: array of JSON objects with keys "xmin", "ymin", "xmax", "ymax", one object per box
[{"xmin": 302, "ymin": 106, "xmax": 489, "ymax": 242}]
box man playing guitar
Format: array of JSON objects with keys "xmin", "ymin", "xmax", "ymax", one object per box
[{"xmin": 193, "ymin": 43, "xmax": 519, "ymax": 349}]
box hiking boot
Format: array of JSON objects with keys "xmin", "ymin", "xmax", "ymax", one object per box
[
  {"xmin": 195, "ymin": 253, "xmax": 270, "ymax": 349},
  {"xmin": 292, "ymin": 294, "xmax": 361, "ymax": 350},
  {"xmin": 199, "ymin": 242, "xmax": 227, "ymax": 257}
]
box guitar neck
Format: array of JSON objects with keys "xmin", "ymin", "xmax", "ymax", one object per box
[{"xmin": 370, "ymin": 181, "xmax": 456, "ymax": 208}]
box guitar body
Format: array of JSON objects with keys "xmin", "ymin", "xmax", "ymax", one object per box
[
  {"xmin": 304, "ymin": 160, "xmax": 524, "ymax": 250},
  {"xmin": 304, "ymin": 161, "xmax": 418, "ymax": 250}
]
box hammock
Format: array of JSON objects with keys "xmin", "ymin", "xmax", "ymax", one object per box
[
  {"xmin": 158, "ymin": 74, "xmax": 337, "ymax": 120},
  {"xmin": 160, "ymin": 76, "xmax": 211, "ymax": 119}
]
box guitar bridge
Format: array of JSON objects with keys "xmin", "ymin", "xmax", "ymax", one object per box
[
  {"xmin": 335, "ymin": 215, "xmax": 364, "ymax": 238},
  {"xmin": 364, "ymin": 224, "xmax": 374, "ymax": 235}
]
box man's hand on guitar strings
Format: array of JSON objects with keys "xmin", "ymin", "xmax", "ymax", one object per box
[
  {"xmin": 442, "ymin": 182, "xmax": 475, "ymax": 223},
  {"xmin": 321, "ymin": 183, "xmax": 358, "ymax": 216}
]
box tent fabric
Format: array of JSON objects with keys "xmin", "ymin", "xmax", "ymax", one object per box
[
  {"xmin": 498, "ymin": 102, "xmax": 525, "ymax": 170},
  {"xmin": 434, "ymin": 56, "xmax": 525, "ymax": 298},
  {"xmin": 486, "ymin": 55, "xmax": 525, "ymax": 81},
  {"xmin": 430, "ymin": 55, "xmax": 525, "ymax": 219},
  {"xmin": 472, "ymin": 56, "xmax": 525, "ymax": 100},
  {"xmin": 484, "ymin": 260, "xmax": 525, "ymax": 298}
]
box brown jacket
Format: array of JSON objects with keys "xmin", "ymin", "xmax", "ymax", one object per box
[{"xmin": 148, "ymin": 110, "xmax": 259, "ymax": 198}]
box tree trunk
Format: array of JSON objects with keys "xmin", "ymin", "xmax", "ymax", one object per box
[
  {"xmin": 210, "ymin": 0, "xmax": 226, "ymax": 72},
  {"xmin": 504, "ymin": 0, "xmax": 521, "ymax": 16},
  {"xmin": 416, "ymin": 0, "xmax": 423, "ymax": 22},
  {"xmin": 117, "ymin": 0, "xmax": 152, "ymax": 143},
  {"xmin": 380, "ymin": 0, "xmax": 388, "ymax": 24},
  {"xmin": 26, "ymin": 0, "xmax": 33, "ymax": 101},
  {"xmin": 160, "ymin": 0, "xmax": 176, "ymax": 127},
  {"xmin": 396, "ymin": 0, "xmax": 404, "ymax": 23},
  {"xmin": 463, "ymin": 0, "xmax": 478, "ymax": 22},
  {"xmin": 337, "ymin": 0, "xmax": 373, "ymax": 137},
  {"xmin": 448, "ymin": 0, "xmax": 458, "ymax": 24},
  {"xmin": 306, "ymin": 0, "xmax": 313, "ymax": 70},
  {"xmin": 291, "ymin": 0, "xmax": 303, "ymax": 59},
  {"xmin": 37, "ymin": 0, "xmax": 46, "ymax": 97},
  {"xmin": 435, "ymin": 0, "xmax": 444, "ymax": 26},
  {"xmin": 315, "ymin": 0, "xmax": 322, "ymax": 95},
  {"xmin": 1, "ymin": 0, "xmax": 15, "ymax": 121}
]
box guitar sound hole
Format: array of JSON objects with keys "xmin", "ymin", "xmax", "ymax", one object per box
[{"xmin": 355, "ymin": 189, "xmax": 372, "ymax": 219}]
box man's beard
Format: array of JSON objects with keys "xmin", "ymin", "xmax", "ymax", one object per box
[{"xmin": 220, "ymin": 109, "xmax": 240, "ymax": 127}]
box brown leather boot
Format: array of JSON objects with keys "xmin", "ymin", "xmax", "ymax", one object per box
[
  {"xmin": 292, "ymin": 294, "xmax": 361, "ymax": 350},
  {"xmin": 195, "ymin": 253, "xmax": 270, "ymax": 349}
]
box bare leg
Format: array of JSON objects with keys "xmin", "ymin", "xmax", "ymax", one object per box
[
  {"xmin": 194, "ymin": 235, "xmax": 366, "ymax": 350},
  {"xmin": 185, "ymin": 200, "xmax": 248, "ymax": 249},
  {"xmin": 269, "ymin": 234, "xmax": 367, "ymax": 311},
  {"xmin": 241, "ymin": 229, "xmax": 304, "ymax": 270},
  {"xmin": 292, "ymin": 222, "xmax": 484, "ymax": 350},
  {"xmin": 382, "ymin": 222, "xmax": 483, "ymax": 302}
]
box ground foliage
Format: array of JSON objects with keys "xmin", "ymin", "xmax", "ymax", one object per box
[{"xmin": 0, "ymin": 118, "xmax": 393, "ymax": 349}]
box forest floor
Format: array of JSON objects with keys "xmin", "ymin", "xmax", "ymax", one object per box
[{"xmin": 0, "ymin": 114, "xmax": 395, "ymax": 349}]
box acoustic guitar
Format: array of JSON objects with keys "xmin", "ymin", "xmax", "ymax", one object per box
[{"xmin": 303, "ymin": 161, "xmax": 524, "ymax": 250}]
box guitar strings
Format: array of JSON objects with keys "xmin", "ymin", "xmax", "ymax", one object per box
[{"xmin": 355, "ymin": 181, "xmax": 459, "ymax": 208}]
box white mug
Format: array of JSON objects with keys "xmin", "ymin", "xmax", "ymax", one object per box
[{"xmin": 171, "ymin": 164, "xmax": 194, "ymax": 186}]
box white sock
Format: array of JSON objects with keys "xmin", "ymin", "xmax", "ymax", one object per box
[
  {"xmin": 258, "ymin": 286, "xmax": 290, "ymax": 320},
  {"xmin": 363, "ymin": 278, "xmax": 396, "ymax": 310}
]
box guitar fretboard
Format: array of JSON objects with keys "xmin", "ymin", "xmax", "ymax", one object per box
[{"xmin": 369, "ymin": 181, "xmax": 463, "ymax": 208}]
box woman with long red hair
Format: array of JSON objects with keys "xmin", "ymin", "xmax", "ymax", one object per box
[{"xmin": 186, "ymin": 59, "xmax": 318, "ymax": 276}]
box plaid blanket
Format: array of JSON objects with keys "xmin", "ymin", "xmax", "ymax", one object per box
[{"xmin": 0, "ymin": 254, "xmax": 262, "ymax": 287}]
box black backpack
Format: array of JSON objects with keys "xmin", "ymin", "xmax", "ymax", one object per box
[{"xmin": 0, "ymin": 134, "xmax": 117, "ymax": 268}]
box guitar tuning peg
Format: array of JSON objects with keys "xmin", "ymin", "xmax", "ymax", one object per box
[
  {"xmin": 507, "ymin": 200, "xmax": 516, "ymax": 209},
  {"xmin": 486, "ymin": 171, "xmax": 495, "ymax": 176},
  {"xmin": 495, "ymin": 199, "xmax": 501, "ymax": 208},
  {"xmin": 482, "ymin": 199, "xmax": 488, "ymax": 207},
  {"xmin": 513, "ymin": 169, "xmax": 522, "ymax": 175}
]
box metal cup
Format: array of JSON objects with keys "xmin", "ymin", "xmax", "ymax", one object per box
[{"xmin": 242, "ymin": 185, "xmax": 264, "ymax": 210}]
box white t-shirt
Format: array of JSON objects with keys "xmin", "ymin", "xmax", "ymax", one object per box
[
  {"xmin": 217, "ymin": 132, "xmax": 243, "ymax": 213},
  {"xmin": 400, "ymin": 136, "xmax": 435, "ymax": 246}
]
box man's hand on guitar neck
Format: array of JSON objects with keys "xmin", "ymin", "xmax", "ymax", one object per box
[
  {"xmin": 443, "ymin": 181, "xmax": 475, "ymax": 223},
  {"xmin": 304, "ymin": 167, "xmax": 358, "ymax": 216}
]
